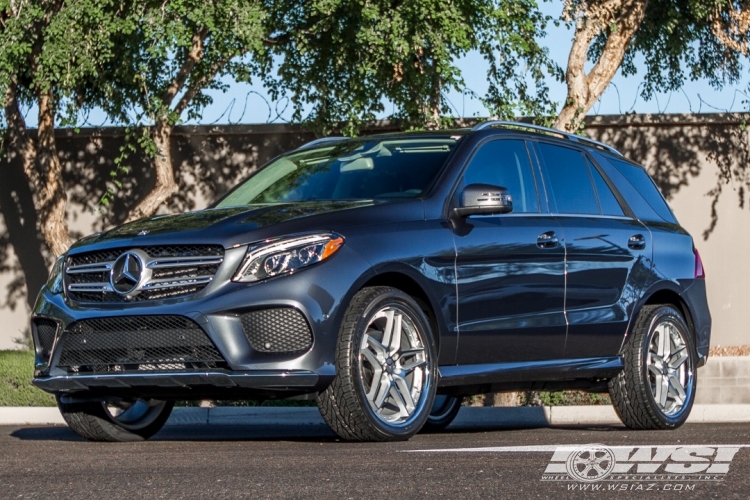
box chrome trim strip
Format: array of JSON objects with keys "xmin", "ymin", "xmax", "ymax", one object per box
[
  {"xmin": 66, "ymin": 262, "xmax": 114, "ymax": 274},
  {"xmin": 68, "ymin": 282, "xmax": 114, "ymax": 292},
  {"xmin": 140, "ymin": 276, "xmax": 213, "ymax": 290},
  {"xmin": 147, "ymin": 256, "xmax": 223, "ymax": 268}
]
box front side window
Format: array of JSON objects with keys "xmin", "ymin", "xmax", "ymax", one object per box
[
  {"xmin": 216, "ymin": 138, "xmax": 457, "ymax": 207},
  {"xmin": 461, "ymin": 139, "xmax": 539, "ymax": 213}
]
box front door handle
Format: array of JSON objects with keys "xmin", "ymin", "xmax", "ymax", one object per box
[
  {"xmin": 628, "ymin": 234, "xmax": 646, "ymax": 250},
  {"xmin": 537, "ymin": 231, "xmax": 559, "ymax": 249}
]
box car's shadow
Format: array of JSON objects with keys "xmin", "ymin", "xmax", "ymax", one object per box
[{"xmin": 8, "ymin": 420, "xmax": 626, "ymax": 443}]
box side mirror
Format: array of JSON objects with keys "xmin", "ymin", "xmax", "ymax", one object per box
[{"xmin": 453, "ymin": 183, "xmax": 513, "ymax": 217}]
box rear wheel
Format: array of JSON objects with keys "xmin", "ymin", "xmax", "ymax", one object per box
[
  {"xmin": 57, "ymin": 396, "xmax": 173, "ymax": 442},
  {"xmin": 421, "ymin": 395, "xmax": 463, "ymax": 432},
  {"xmin": 317, "ymin": 286, "xmax": 438, "ymax": 441},
  {"xmin": 609, "ymin": 304, "xmax": 696, "ymax": 429}
]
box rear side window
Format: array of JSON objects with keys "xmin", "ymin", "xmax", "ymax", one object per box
[
  {"xmin": 609, "ymin": 159, "xmax": 676, "ymax": 223},
  {"xmin": 536, "ymin": 143, "xmax": 599, "ymax": 214},
  {"xmin": 462, "ymin": 139, "xmax": 539, "ymax": 213},
  {"xmin": 587, "ymin": 158, "xmax": 624, "ymax": 216}
]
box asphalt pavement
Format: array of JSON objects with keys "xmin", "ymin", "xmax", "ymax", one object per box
[{"xmin": 2, "ymin": 412, "xmax": 750, "ymax": 499}]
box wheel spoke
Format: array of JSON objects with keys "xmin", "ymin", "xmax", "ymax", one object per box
[
  {"xmin": 648, "ymin": 363, "xmax": 662, "ymax": 379},
  {"xmin": 399, "ymin": 357, "xmax": 426, "ymax": 373},
  {"xmin": 361, "ymin": 345, "xmax": 382, "ymax": 369},
  {"xmin": 362, "ymin": 334, "xmax": 387, "ymax": 360},
  {"xmin": 373, "ymin": 374, "xmax": 391, "ymax": 409},
  {"xmin": 668, "ymin": 346, "xmax": 688, "ymax": 369},
  {"xmin": 392, "ymin": 373, "xmax": 416, "ymax": 413},
  {"xmin": 652, "ymin": 371, "xmax": 664, "ymax": 407},
  {"xmin": 365, "ymin": 367, "xmax": 386, "ymax": 402},
  {"xmin": 380, "ymin": 310, "xmax": 395, "ymax": 350},
  {"xmin": 388, "ymin": 313, "xmax": 403, "ymax": 355},
  {"xmin": 668, "ymin": 374, "xmax": 687, "ymax": 405},
  {"xmin": 661, "ymin": 325, "xmax": 672, "ymax": 359},
  {"xmin": 388, "ymin": 383, "xmax": 412, "ymax": 418},
  {"xmin": 658, "ymin": 372, "xmax": 670, "ymax": 407}
]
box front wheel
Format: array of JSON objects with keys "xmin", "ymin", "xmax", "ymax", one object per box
[
  {"xmin": 57, "ymin": 396, "xmax": 173, "ymax": 442},
  {"xmin": 609, "ymin": 304, "xmax": 697, "ymax": 429},
  {"xmin": 317, "ymin": 286, "xmax": 438, "ymax": 441}
]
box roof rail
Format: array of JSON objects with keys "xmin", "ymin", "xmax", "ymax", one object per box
[
  {"xmin": 471, "ymin": 120, "xmax": 622, "ymax": 157},
  {"xmin": 295, "ymin": 136, "xmax": 349, "ymax": 151}
]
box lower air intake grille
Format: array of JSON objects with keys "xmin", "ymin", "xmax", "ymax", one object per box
[
  {"xmin": 33, "ymin": 318, "xmax": 58, "ymax": 360},
  {"xmin": 58, "ymin": 316, "xmax": 226, "ymax": 373},
  {"xmin": 240, "ymin": 308, "xmax": 313, "ymax": 353}
]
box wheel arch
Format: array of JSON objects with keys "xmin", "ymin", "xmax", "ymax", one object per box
[
  {"xmin": 359, "ymin": 271, "xmax": 443, "ymax": 355},
  {"xmin": 625, "ymin": 283, "xmax": 697, "ymax": 354}
]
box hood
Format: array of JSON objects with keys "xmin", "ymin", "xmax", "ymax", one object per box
[{"xmin": 69, "ymin": 200, "xmax": 424, "ymax": 253}]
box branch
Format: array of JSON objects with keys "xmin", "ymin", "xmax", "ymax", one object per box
[
  {"xmin": 160, "ymin": 26, "xmax": 209, "ymax": 108},
  {"xmin": 711, "ymin": 1, "xmax": 750, "ymax": 55},
  {"xmin": 173, "ymin": 55, "xmax": 234, "ymax": 117}
]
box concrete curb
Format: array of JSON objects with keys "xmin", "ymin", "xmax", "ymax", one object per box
[{"xmin": 1, "ymin": 404, "xmax": 748, "ymax": 427}]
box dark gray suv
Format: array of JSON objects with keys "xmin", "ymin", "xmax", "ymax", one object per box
[{"xmin": 31, "ymin": 121, "xmax": 710, "ymax": 442}]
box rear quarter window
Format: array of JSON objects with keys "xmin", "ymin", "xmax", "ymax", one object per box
[{"xmin": 594, "ymin": 154, "xmax": 677, "ymax": 224}]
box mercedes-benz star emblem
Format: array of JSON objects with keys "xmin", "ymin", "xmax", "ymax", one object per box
[{"xmin": 110, "ymin": 252, "xmax": 143, "ymax": 295}]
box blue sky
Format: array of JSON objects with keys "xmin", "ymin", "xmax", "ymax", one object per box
[{"xmin": 70, "ymin": 1, "xmax": 750, "ymax": 128}]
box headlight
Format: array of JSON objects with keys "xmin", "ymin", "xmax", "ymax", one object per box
[
  {"xmin": 233, "ymin": 233, "xmax": 344, "ymax": 283},
  {"xmin": 47, "ymin": 255, "xmax": 65, "ymax": 294}
]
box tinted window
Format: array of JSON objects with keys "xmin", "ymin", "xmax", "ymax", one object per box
[
  {"xmin": 216, "ymin": 139, "xmax": 457, "ymax": 206},
  {"xmin": 462, "ymin": 140, "xmax": 539, "ymax": 213},
  {"xmin": 610, "ymin": 159, "xmax": 676, "ymax": 223},
  {"xmin": 593, "ymin": 154, "xmax": 664, "ymax": 222},
  {"xmin": 587, "ymin": 158, "xmax": 624, "ymax": 216},
  {"xmin": 537, "ymin": 143, "xmax": 599, "ymax": 214}
]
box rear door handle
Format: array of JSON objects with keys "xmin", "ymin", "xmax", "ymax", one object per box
[
  {"xmin": 628, "ymin": 234, "xmax": 646, "ymax": 250},
  {"xmin": 537, "ymin": 231, "xmax": 559, "ymax": 249}
]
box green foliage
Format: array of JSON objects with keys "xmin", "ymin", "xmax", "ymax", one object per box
[
  {"xmin": 265, "ymin": 0, "xmax": 557, "ymax": 135},
  {"xmin": 536, "ymin": 391, "xmax": 611, "ymax": 406},
  {"xmin": 0, "ymin": 350, "xmax": 56, "ymax": 407},
  {"xmin": 583, "ymin": 0, "xmax": 745, "ymax": 102}
]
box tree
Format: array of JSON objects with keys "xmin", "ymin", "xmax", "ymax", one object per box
[
  {"xmin": 552, "ymin": 0, "xmax": 750, "ymax": 133},
  {"xmin": 0, "ymin": 0, "xmax": 126, "ymax": 258},
  {"xmin": 101, "ymin": 0, "xmax": 267, "ymax": 222},
  {"xmin": 265, "ymin": 0, "xmax": 556, "ymax": 135},
  {"xmin": 553, "ymin": 0, "xmax": 649, "ymax": 132}
]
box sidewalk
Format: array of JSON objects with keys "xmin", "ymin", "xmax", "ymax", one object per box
[{"xmin": 2, "ymin": 404, "xmax": 749, "ymax": 427}]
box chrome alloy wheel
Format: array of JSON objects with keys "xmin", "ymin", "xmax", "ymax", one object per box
[
  {"xmin": 104, "ymin": 399, "xmax": 170, "ymax": 430},
  {"xmin": 646, "ymin": 320, "xmax": 694, "ymax": 416},
  {"xmin": 358, "ymin": 306, "xmax": 430, "ymax": 425}
]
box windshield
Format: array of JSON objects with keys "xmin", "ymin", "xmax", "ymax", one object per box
[{"xmin": 215, "ymin": 138, "xmax": 458, "ymax": 207}]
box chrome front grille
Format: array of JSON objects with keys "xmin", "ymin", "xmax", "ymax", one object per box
[{"xmin": 65, "ymin": 245, "xmax": 224, "ymax": 302}]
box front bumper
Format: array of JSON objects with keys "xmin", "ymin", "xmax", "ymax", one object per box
[
  {"xmin": 33, "ymin": 370, "xmax": 320, "ymax": 400},
  {"xmin": 31, "ymin": 245, "xmax": 373, "ymax": 397}
]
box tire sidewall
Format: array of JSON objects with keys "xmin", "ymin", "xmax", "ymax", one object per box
[
  {"xmin": 639, "ymin": 306, "xmax": 697, "ymax": 428},
  {"xmin": 348, "ymin": 289, "xmax": 438, "ymax": 439}
]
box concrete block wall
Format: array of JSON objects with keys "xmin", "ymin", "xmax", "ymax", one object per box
[{"xmin": 696, "ymin": 357, "xmax": 750, "ymax": 404}]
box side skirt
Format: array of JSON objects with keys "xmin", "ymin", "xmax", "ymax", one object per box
[{"xmin": 437, "ymin": 356, "xmax": 623, "ymax": 395}]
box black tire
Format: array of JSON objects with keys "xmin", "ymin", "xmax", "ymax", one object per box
[
  {"xmin": 316, "ymin": 286, "xmax": 438, "ymax": 441},
  {"xmin": 57, "ymin": 396, "xmax": 174, "ymax": 442},
  {"xmin": 421, "ymin": 395, "xmax": 463, "ymax": 432},
  {"xmin": 609, "ymin": 304, "xmax": 697, "ymax": 430}
]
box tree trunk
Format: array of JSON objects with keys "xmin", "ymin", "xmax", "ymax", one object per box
[
  {"xmin": 36, "ymin": 89, "xmax": 71, "ymax": 258},
  {"xmin": 124, "ymin": 120, "xmax": 178, "ymax": 223},
  {"xmin": 426, "ymin": 68, "xmax": 442, "ymax": 130},
  {"xmin": 4, "ymin": 81, "xmax": 37, "ymax": 187},
  {"xmin": 553, "ymin": 0, "xmax": 648, "ymax": 132}
]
